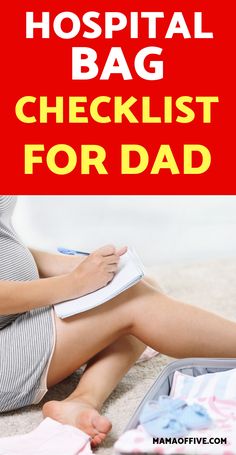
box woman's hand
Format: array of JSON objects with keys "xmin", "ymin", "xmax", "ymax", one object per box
[{"xmin": 70, "ymin": 245, "xmax": 127, "ymax": 297}]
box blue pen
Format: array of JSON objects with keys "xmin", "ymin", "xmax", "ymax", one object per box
[{"xmin": 57, "ymin": 247, "xmax": 90, "ymax": 256}]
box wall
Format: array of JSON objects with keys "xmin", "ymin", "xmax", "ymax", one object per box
[{"xmin": 13, "ymin": 196, "xmax": 236, "ymax": 265}]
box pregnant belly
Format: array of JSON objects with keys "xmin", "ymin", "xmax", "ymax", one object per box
[{"xmin": 0, "ymin": 239, "xmax": 39, "ymax": 282}]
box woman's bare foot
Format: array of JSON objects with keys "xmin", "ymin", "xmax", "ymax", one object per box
[{"xmin": 42, "ymin": 398, "xmax": 112, "ymax": 447}]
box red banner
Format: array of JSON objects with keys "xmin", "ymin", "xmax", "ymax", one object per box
[{"xmin": 1, "ymin": 1, "xmax": 234, "ymax": 194}]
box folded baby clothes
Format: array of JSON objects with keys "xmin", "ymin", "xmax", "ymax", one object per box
[
  {"xmin": 171, "ymin": 368, "xmax": 236, "ymax": 402},
  {"xmin": 114, "ymin": 420, "xmax": 236, "ymax": 454},
  {"xmin": 0, "ymin": 418, "xmax": 93, "ymax": 455},
  {"xmin": 139, "ymin": 396, "xmax": 212, "ymax": 437},
  {"xmin": 114, "ymin": 368, "xmax": 236, "ymax": 454},
  {"xmin": 168, "ymin": 369, "xmax": 236, "ymax": 452},
  {"xmin": 114, "ymin": 396, "xmax": 215, "ymax": 454}
]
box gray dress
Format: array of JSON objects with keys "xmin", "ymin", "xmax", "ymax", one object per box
[{"xmin": 0, "ymin": 196, "xmax": 54, "ymax": 412}]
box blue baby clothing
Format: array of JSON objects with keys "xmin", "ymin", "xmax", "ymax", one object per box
[{"xmin": 139, "ymin": 396, "xmax": 212, "ymax": 437}]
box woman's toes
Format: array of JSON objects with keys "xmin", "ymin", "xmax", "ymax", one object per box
[
  {"xmin": 91, "ymin": 434, "xmax": 103, "ymax": 447},
  {"xmin": 92, "ymin": 414, "xmax": 112, "ymax": 434}
]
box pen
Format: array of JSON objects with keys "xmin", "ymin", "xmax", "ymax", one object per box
[{"xmin": 57, "ymin": 247, "xmax": 90, "ymax": 256}]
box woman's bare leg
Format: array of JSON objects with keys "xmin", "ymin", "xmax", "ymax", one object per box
[
  {"xmin": 43, "ymin": 280, "xmax": 236, "ymax": 442},
  {"xmin": 43, "ymin": 335, "xmax": 145, "ymax": 446}
]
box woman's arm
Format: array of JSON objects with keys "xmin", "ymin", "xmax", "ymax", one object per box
[
  {"xmin": 0, "ymin": 274, "xmax": 74, "ymax": 315},
  {"xmin": 0, "ymin": 245, "xmax": 125, "ymax": 315},
  {"xmin": 30, "ymin": 248, "xmax": 85, "ymax": 278}
]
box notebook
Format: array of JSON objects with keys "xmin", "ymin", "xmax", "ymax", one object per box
[{"xmin": 54, "ymin": 248, "xmax": 144, "ymax": 318}]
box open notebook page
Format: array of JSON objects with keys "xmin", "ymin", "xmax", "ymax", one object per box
[{"xmin": 54, "ymin": 249, "xmax": 144, "ymax": 318}]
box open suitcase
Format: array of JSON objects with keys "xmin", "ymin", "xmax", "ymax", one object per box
[{"xmin": 115, "ymin": 357, "xmax": 236, "ymax": 454}]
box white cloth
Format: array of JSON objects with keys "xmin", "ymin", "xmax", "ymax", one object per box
[{"xmin": 0, "ymin": 418, "xmax": 93, "ymax": 455}]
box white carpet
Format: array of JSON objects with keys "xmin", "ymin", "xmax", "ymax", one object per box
[{"xmin": 1, "ymin": 259, "xmax": 236, "ymax": 454}]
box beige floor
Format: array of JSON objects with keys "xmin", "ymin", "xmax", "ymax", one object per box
[{"xmin": 0, "ymin": 259, "xmax": 236, "ymax": 454}]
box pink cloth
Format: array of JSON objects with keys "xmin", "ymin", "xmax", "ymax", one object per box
[
  {"xmin": 136, "ymin": 347, "xmax": 159, "ymax": 364},
  {"xmin": 0, "ymin": 418, "xmax": 93, "ymax": 455}
]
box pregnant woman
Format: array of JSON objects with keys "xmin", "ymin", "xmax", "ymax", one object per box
[{"xmin": 1, "ymin": 195, "xmax": 236, "ymax": 447}]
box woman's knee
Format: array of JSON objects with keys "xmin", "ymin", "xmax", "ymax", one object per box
[
  {"xmin": 130, "ymin": 279, "xmax": 158, "ymax": 300},
  {"xmin": 115, "ymin": 280, "xmax": 158, "ymax": 327}
]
